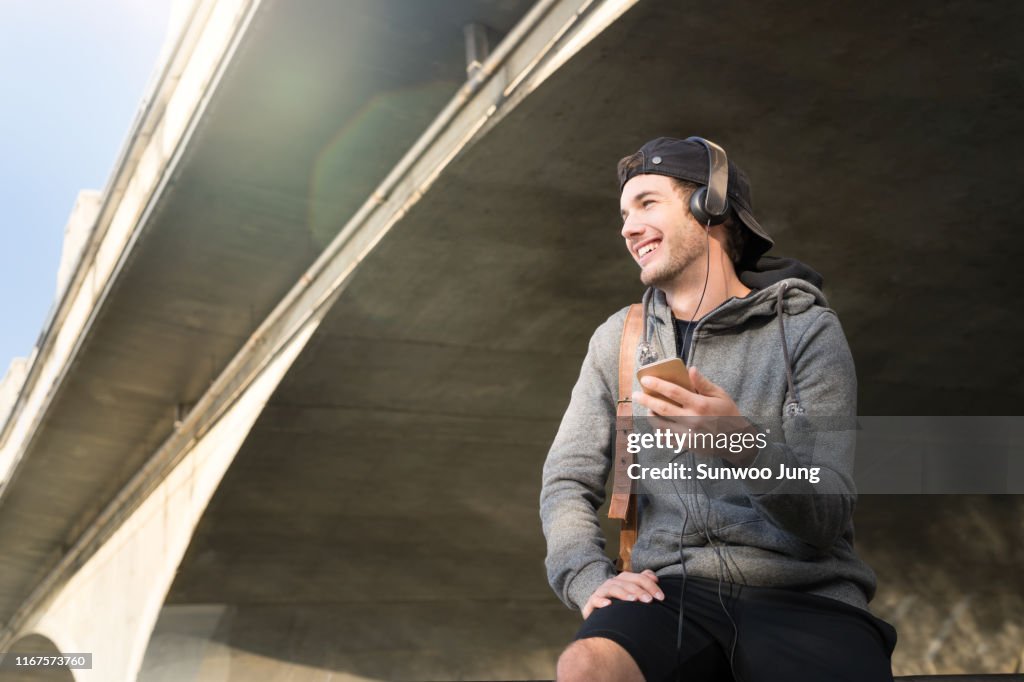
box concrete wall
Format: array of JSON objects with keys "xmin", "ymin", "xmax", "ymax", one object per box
[{"xmin": 0, "ymin": 358, "xmax": 30, "ymax": 435}]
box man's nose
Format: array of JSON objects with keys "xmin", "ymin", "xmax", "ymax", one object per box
[{"xmin": 621, "ymin": 217, "xmax": 645, "ymax": 240}]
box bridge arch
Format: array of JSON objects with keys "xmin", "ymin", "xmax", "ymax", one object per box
[{"xmin": 0, "ymin": 634, "xmax": 77, "ymax": 682}]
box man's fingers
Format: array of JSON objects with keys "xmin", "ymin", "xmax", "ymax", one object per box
[
  {"xmin": 594, "ymin": 574, "xmax": 664, "ymax": 602},
  {"xmin": 615, "ymin": 571, "xmax": 665, "ymax": 600},
  {"xmin": 593, "ymin": 580, "xmax": 641, "ymax": 600},
  {"xmin": 602, "ymin": 582, "xmax": 654, "ymax": 602},
  {"xmin": 584, "ymin": 572, "xmax": 667, "ymax": 619},
  {"xmin": 638, "ymin": 376, "xmax": 698, "ymax": 407},
  {"xmin": 581, "ymin": 596, "xmax": 612, "ymax": 619},
  {"xmin": 633, "ymin": 389, "xmax": 691, "ymax": 417}
]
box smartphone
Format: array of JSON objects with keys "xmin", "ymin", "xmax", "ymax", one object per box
[{"xmin": 636, "ymin": 357, "xmax": 693, "ymax": 404}]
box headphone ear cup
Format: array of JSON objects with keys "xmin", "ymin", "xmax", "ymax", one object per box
[
  {"xmin": 690, "ymin": 186, "xmax": 711, "ymax": 225},
  {"xmin": 689, "ymin": 185, "xmax": 729, "ymax": 226}
]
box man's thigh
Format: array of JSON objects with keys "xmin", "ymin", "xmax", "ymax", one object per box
[
  {"xmin": 730, "ymin": 586, "xmax": 897, "ymax": 682},
  {"xmin": 570, "ymin": 576, "xmax": 896, "ymax": 682},
  {"xmin": 573, "ymin": 577, "xmax": 732, "ymax": 682}
]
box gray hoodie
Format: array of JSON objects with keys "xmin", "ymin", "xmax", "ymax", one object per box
[{"xmin": 540, "ymin": 259, "xmax": 876, "ymax": 613}]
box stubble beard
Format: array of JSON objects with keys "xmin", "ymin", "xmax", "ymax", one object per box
[{"xmin": 639, "ymin": 228, "xmax": 707, "ymax": 288}]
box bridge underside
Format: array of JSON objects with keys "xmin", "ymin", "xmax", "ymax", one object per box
[
  {"xmin": 0, "ymin": 0, "xmax": 535, "ymax": 636},
  {"xmin": 138, "ymin": 1, "xmax": 1023, "ymax": 679},
  {"xmin": 3, "ymin": 0, "xmax": 1022, "ymax": 679}
]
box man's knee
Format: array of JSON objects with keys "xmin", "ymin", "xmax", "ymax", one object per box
[{"xmin": 556, "ymin": 637, "xmax": 644, "ymax": 682}]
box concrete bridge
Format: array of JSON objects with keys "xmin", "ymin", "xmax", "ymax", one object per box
[{"xmin": 1, "ymin": 0, "xmax": 1021, "ymax": 679}]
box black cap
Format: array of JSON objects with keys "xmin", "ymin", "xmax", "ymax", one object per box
[{"xmin": 618, "ymin": 137, "xmax": 774, "ymax": 267}]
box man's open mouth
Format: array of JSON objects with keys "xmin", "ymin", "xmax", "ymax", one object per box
[{"xmin": 636, "ymin": 240, "xmax": 661, "ymax": 260}]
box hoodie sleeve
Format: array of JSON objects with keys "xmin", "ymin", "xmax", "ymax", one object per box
[
  {"xmin": 741, "ymin": 309, "xmax": 859, "ymax": 550},
  {"xmin": 539, "ymin": 312, "xmax": 624, "ymax": 610}
]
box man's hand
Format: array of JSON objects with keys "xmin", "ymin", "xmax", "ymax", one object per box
[
  {"xmin": 581, "ymin": 570, "xmax": 665, "ymax": 619},
  {"xmin": 633, "ymin": 367, "xmax": 740, "ymax": 418},
  {"xmin": 633, "ymin": 367, "xmax": 758, "ymax": 466}
]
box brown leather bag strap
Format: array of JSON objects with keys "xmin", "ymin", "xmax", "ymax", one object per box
[{"xmin": 610, "ymin": 304, "xmax": 643, "ymax": 571}]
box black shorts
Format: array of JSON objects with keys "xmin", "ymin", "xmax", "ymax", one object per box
[{"xmin": 574, "ymin": 576, "xmax": 897, "ymax": 682}]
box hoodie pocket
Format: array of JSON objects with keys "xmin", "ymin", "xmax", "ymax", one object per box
[
  {"xmin": 635, "ymin": 517, "xmax": 822, "ymax": 568},
  {"xmin": 709, "ymin": 517, "xmax": 824, "ymax": 561},
  {"xmin": 631, "ymin": 527, "xmax": 706, "ymax": 571}
]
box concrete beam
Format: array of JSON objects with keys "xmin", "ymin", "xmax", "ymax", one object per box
[
  {"xmin": 0, "ymin": 0, "xmax": 261, "ymax": 494},
  {"xmin": 6, "ymin": 322, "xmax": 313, "ymax": 681}
]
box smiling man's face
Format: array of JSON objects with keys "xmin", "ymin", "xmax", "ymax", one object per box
[{"xmin": 619, "ymin": 173, "xmax": 706, "ymax": 288}]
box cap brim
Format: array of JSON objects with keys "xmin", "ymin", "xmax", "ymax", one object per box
[{"xmin": 735, "ymin": 205, "xmax": 774, "ymax": 266}]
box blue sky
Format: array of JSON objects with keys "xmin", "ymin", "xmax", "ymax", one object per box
[{"xmin": 1, "ymin": 0, "xmax": 174, "ymax": 373}]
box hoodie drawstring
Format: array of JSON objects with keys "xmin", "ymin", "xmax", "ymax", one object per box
[
  {"xmin": 640, "ymin": 282, "xmax": 808, "ymax": 416},
  {"xmin": 776, "ymin": 283, "xmax": 806, "ymax": 416}
]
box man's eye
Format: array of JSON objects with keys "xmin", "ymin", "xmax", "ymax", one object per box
[{"xmin": 642, "ymin": 200, "xmax": 655, "ymax": 208}]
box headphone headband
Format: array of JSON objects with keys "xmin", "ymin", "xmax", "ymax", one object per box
[{"xmin": 684, "ymin": 136, "xmax": 730, "ymax": 225}]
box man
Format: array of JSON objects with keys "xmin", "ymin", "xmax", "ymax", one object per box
[{"xmin": 539, "ymin": 137, "xmax": 896, "ymax": 681}]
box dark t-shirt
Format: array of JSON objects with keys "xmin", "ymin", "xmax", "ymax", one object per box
[{"xmin": 673, "ymin": 317, "xmax": 697, "ymax": 361}]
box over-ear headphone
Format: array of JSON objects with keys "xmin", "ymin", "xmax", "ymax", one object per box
[{"xmin": 685, "ymin": 136, "xmax": 730, "ymax": 227}]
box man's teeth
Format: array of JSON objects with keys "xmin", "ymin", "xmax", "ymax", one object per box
[{"xmin": 638, "ymin": 243, "xmax": 660, "ymax": 257}]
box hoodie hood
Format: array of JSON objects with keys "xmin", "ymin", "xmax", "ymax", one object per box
[
  {"xmin": 638, "ymin": 256, "xmax": 826, "ymax": 361},
  {"xmin": 739, "ymin": 255, "xmax": 824, "ymax": 291}
]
